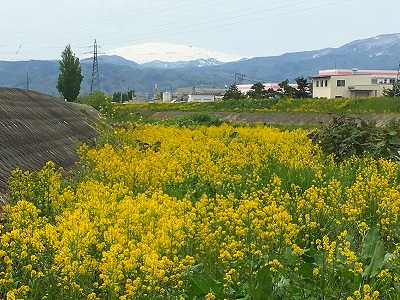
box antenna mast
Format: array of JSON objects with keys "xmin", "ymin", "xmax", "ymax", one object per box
[
  {"xmin": 90, "ymin": 39, "xmax": 101, "ymax": 93},
  {"xmin": 154, "ymin": 81, "xmax": 158, "ymax": 99}
]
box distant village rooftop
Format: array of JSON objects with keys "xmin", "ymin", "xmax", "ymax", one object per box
[{"xmin": 317, "ymin": 69, "xmax": 398, "ymax": 77}]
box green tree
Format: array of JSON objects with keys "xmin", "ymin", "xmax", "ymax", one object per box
[
  {"xmin": 223, "ymin": 84, "xmax": 244, "ymax": 100},
  {"xmin": 247, "ymin": 82, "xmax": 267, "ymax": 99},
  {"xmin": 113, "ymin": 90, "xmax": 136, "ymax": 103},
  {"xmin": 265, "ymin": 88, "xmax": 278, "ymax": 99},
  {"xmin": 383, "ymin": 79, "xmax": 400, "ymax": 97},
  {"xmin": 278, "ymin": 79, "xmax": 296, "ymax": 98},
  {"xmin": 57, "ymin": 44, "xmax": 83, "ymax": 102},
  {"xmin": 127, "ymin": 89, "xmax": 135, "ymax": 100},
  {"xmin": 294, "ymin": 76, "xmax": 311, "ymax": 98}
]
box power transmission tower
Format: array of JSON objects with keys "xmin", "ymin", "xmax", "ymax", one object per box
[{"xmin": 90, "ymin": 39, "xmax": 101, "ymax": 93}]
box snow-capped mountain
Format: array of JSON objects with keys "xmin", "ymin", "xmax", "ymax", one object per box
[
  {"xmin": 105, "ymin": 42, "xmax": 244, "ymax": 65},
  {"xmin": 141, "ymin": 58, "xmax": 232, "ymax": 69},
  {"xmin": 338, "ymin": 33, "xmax": 400, "ymax": 53},
  {"xmin": 302, "ymin": 33, "xmax": 400, "ymax": 61},
  {"xmin": 309, "ymin": 33, "xmax": 400, "ymax": 59}
]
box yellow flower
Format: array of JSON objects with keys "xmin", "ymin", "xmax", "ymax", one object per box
[
  {"xmin": 353, "ymin": 290, "xmax": 361, "ymax": 298},
  {"xmin": 205, "ymin": 292, "xmax": 216, "ymax": 300},
  {"xmin": 372, "ymin": 291, "xmax": 380, "ymax": 299}
]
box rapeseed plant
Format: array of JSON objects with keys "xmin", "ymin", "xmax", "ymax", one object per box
[{"xmin": 1, "ymin": 123, "xmax": 399, "ymax": 298}]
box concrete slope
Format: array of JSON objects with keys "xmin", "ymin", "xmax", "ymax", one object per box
[{"xmin": 0, "ymin": 88, "xmax": 98, "ymax": 191}]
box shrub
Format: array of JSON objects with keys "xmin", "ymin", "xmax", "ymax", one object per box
[
  {"xmin": 154, "ymin": 113, "xmax": 223, "ymax": 127},
  {"xmin": 309, "ymin": 114, "xmax": 400, "ymax": 161},
  {"xmin": 75, "ymin": 91, "xmax": 115, "ymax": 117}
]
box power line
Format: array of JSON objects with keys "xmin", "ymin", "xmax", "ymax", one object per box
[
  {"xmin": 0, "ymin": 0, "xmax": 281, "ymax": 46},
  {"xmin": 0, "ymin": 0, "xmax": 349, "ymax": 57},
  {"xmin": 3, "ymin": 0, "xmax": 344, "ymax": 44},
  {"xmin": 0, "ymin": 0, "xmax": 241, "ymax": 36}
]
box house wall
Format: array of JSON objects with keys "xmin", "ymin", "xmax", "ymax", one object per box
[
  {"xmin": 312, "ymin": 77, "xmax": 332, "ymax": 98},
  {"xmin": 176, "ymin": 87, "xmax": 226, "ymax": 100},
  {"xmin": 332, "ymin": 74, "xmax": 372, "ymax": 98},
  {"xmin": 312, "ymin": 74, "xmax": 392, "ymax": 98},
  {"xmin": 187, "ymin": 94, "xmax": 215, "ymax": 102},
  {"xmin": 313, "ymin": 69, "xmax": 397, "ymax": 99}
]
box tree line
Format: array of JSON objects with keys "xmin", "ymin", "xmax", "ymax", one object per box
[{"xmin": 222, "ymin": 76, "xmax": 312, "ymax": 101}]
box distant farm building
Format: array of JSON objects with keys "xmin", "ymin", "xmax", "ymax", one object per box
[
  {"xmin": 187, "ymin": 94, "xmax": 215, "ymax": 102},
  {"xmin": 176, "ymin": 87, "xmax": 226, "ymax": 101},
  {"xmin": 162, "ymin": 91, "xmax": 172, "ymax": 102},
  {"xmin": 311, "ymin": 69, "xmax": 397, "ymax": 98},
  {"xmin": 237, "ymin": 83, "xmax": 280, "ymax": 94}
]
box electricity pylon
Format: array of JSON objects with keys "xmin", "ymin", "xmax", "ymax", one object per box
[{"xmin": 90, "ymin": 39, "xmax": 101, "ymax": 93}]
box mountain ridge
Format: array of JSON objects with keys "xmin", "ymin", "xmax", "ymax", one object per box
[{"xmin": 1, "ymin": 33, "xmax": 399, "ymax": 96}]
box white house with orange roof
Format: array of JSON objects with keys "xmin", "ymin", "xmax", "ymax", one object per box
[{"xmin": 311, "ymin": 69, "xmax": 397, "ymax": 99}]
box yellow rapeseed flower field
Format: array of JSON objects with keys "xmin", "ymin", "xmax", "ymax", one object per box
[{"xmin": 1, "ymin": 123, "xmax": 399, "ymax": 299}]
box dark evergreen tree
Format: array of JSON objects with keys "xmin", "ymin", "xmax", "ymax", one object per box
[
  {"xmin": 127, "ymin": 90, "xmax": 135, "ymax": 100},
  {"xmin": 265, "ymin": 88, "xmax": 278, "ymax": 99},
  {"xmin": 113, "ymin": 92, "xmax": 129, "ymax": 103},
  {"xmin": 247, "ymin": 82, "xmax": 267, "ymax": 99},
  {"xmin": 223, "ymin": 84, "xmax": 244, "ymax": 100},
  {"xmin": 57, "ymin": 45, "xmax": 83, "ymax": 101},
  {"xmin": 383, "ymin": 79, "xmax": 400, "ymax": 97},
  {"xmin": 278, "ymin": 79, "xmax": 296, "ymax": 98},
  {"xmin": 294, "ymin": 76, "xmax": 311, "ymax": 98}
]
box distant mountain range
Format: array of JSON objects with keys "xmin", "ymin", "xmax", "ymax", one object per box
[
  {"xmin": 1, "ymin": 33, "xmax": 399, "ymax": 97},
  {"xmin": 104, "ymin": 42, "xmax": 245, "ymax": 64}
]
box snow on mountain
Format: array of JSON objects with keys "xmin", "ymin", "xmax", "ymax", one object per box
[
  {"xmin": 312, "ymin": 48, "xmax": 334, "ymax": 59},
  {"xmin": 338, "ymin": 33, "xmax": 400, "ymax": 53},
  {"xmin": 141, "ymin": 58, "xmax": 230, "ymax": 69},
  {"xmin": 105, "ymin": 42, "xmax": 244, "ymax": 64}
]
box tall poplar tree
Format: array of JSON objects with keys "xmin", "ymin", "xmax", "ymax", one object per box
[{"xmin": 57, "ymin": 45, "xmax": 83, "ymax": 101}]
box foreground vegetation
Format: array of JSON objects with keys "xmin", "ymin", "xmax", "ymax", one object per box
[{"xmin": 1, "ymin": 121, "xmax": 400, "ymax": 299}]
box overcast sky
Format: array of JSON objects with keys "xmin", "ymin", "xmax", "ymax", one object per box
[{"xmin": 0, "ymin": 0, "xmax": 399, "ymax": 61}]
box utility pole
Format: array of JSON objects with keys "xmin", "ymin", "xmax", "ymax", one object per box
[
  {"xmin": 90, "ymin": 39, "xmax": 101, "ymax": 93},
  {"xmin": 154, "ymin": 81, "xmax": 158, "ymax": 100},
  {"xmin": 26, "ymin": 72, "xmax": 29, "ymax": 90},
  {"xmin": 394, "ymin": 60, "xmax": 400, "ymax": 97},
  {"xmin": 235, "ymin": 73, "xmax": 245, "ymax": 84},
  {"xmin": 120, "ymin": 79, "xmax": 125, "ymax": 103}
]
